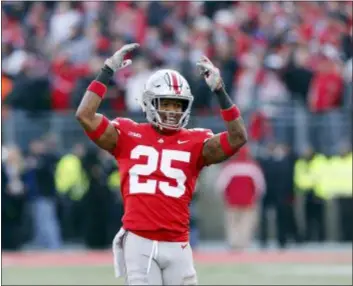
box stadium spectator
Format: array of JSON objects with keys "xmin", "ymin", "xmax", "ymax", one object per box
[
  {"xmin": 125, "ymin": 56, "xmax": 152, "ymax": 112},
  {"xmin": 216, "ymin": 146, "xmax": 266, "ymax": 250},
  {"xmin": 294, "ymin": 146, "xmax": 322, "ymax": 242},
  {"xmin": 26, "ymin": 138, "xmax": 62, "ymax": 249},
  {"xmin": 259, "ymin": 143, "xmax": 301, "ymax": 248},
  {"xmin": 343, "ymin": 58, "xmax": 352, "ymax": 108},
  {"xmin": 189, "ymin": 192, "xmax": 201, "ymax": 249},
  {"xmin": 105, "ymin": 154, "xmax": 125, "ymax": 242},
  {"xmin": 280, "ymin": 45, "xmax": 314, "ymax": 105},
  {"xmin": 1, "ymin": 1, "xmax": 352, "ymax": 251},
  {"xmin": 48, "ymin": 2, "xmax": 82, "ymax": 47},
  {"xmin": 332, "ymin": 142, "xmax": 352, "ymax": 242},
  {"xmin": 55, "ymin": 143, "xmax": 87, "ymax": 242},
  {"xmin": 307, "ymin": 48, "xmax": 345, "ymax": 153},
  {"xmin": 81, "ymin": 148, "xmax": 111, "ymax": 249},
  {"xmin": 2, "ymin": 1, "xmax": 351, "ymax": 117},
  {"xmin": 2, "ymin": 146, "xmax": 26, "ymax": 250}
]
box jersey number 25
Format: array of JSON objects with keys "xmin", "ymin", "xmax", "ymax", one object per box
[{"xmin": 129, "ymin": 145, "xmax": 190, "ymax": 198}]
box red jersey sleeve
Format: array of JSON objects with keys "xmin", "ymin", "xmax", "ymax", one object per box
[
  {"xmin": 189, "ymin": 128, "xmax": 214, "ymax": 170},
  {"xmin": 111, "ymin": 117, "xmax": 137, "ymax": 157}
]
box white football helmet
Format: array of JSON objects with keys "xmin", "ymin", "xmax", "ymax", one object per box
[{"xmin": 142, "ymin": 69, "xmax": 194, "ymax": 130}]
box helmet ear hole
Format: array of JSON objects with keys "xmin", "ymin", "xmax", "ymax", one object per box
[
  {"xmin": 152, "ymin": 98, "xmax": 158, "ymax": 109},
  {"xmin": 181, "ymin": 99, "xmax": 189, "ymax": 112}
]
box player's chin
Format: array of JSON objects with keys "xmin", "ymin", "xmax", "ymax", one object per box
[
  {"xmin": 160, "ymin": 115, "xmax": 181, "ymax": 127},
  {"xmin": 159, "ymin": 120, "xmax": 181, "ymax": 132},
  {"xmin": 164, "ymin": 118, "xmax": 178, "ymax": 126}
]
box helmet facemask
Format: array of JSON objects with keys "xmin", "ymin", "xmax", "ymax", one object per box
[{"xmin": 143, "ymin": 93, "xmax": 193, "ymax": 130}]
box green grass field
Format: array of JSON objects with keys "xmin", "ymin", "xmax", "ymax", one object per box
[
  {"xmin": 2, "ymin": 250, "xmax": 352, "ymax": 285},
  {"xmin": 3, "ymin": 263, "xmax": 353, "ymax": 285}
]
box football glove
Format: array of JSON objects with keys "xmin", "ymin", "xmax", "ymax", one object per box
[
  {"xmin": 196, "ymin": 56, "xmax": 223, "ymax": 92},
  {"xmin": 104, "ymin": 43, "xmax": 140, "ymax": 72}
]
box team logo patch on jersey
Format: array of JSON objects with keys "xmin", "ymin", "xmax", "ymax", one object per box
[{"xmin": 128, "ymin": 131, "xmax": 142, "ymax": 138}]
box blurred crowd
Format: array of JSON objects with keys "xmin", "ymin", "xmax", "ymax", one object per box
[
  {"xmin": 2, "ymin": 1, "xmax": 352, "ymax": 114},
  {"xmin": 1, "ymin": 1, "xmax": 352, "ymax": 251},
  {"xmin": 2, "ymin": 136, "xmax": 352, "ymax": 251},
  {"xmin": 2, "ymin": 136, "xmax": 200, "ymax": 250},
  {"xmin": 215, "ymin": 142, "xmax": 352, "ymax": 250},
  {"xmin": 2, "ymin": 137, "xmax": 123, "ymax": 250}
]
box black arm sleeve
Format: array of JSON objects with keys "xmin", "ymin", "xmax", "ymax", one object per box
[
  {"xmin": 214, "ymin": 86, "xmax": 234, "ymax": 110},
  {"xmin": 95, "ymin": 65, "xmax": 114, "ymax": 85}
]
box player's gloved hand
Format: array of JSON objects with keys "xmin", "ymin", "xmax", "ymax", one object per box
[
  {"xmin": 104, "ymin": 43, "xmax": 140, "ymax": 72},
  {"xmin": 196, "ymin": 56, "xmax": 223, "ymax": 92}
]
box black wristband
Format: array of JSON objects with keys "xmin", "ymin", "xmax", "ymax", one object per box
[
  {"xmin": 214, "ymin": 86, "xmax": 233, "ymax": 110},
  {"xmin": 95, "ymin": 65, "xmax": 114, "ymax": 85}
]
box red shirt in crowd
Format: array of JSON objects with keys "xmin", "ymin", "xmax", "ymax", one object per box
[
  {"xmin": 51, "ymin": 58, "xmax": 90, "ymax": 110},
  {"xmin": 308, "ymin": 71, "xmax": 344, "ymax": 113},
  {"xmin": 216, "ymin": 147, "xmax": 266, "ymax": 207}
]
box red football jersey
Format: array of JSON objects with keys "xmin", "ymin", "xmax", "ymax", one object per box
[{"xmin": 110, "ymin": 118, "xmax": 213, "ymax": 242}]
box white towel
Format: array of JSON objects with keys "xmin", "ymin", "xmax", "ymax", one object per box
[{"xmin": 112, "ymin": 227, "xmax": 127, "ymax": 278}]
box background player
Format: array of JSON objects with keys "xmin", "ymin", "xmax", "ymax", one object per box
[{"xmin": 75, "ymin": 43, "xmax": 247, "ymax": 285}]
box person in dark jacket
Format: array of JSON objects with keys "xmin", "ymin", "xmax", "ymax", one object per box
[
  {"xmin": 280, "ymin": 45, "xmax": 314, "ymax": 104},
  {"xmin": 26, "ymin": 139, "xmax": 62, "ymax": 249},
  {"xmin": 2, "ymin": 146, "xmax": 27, "ymax": 250},
  {"xmin": 81, "ymin": 148, "xmax": 111, "ymax": 249},
  {"xmin": 4, "ymin": 62, "xmax": 51, "ymax": 150},
  {"xmin": 259, "ymin": 143, "xmax": 301, "ymax": 249}
]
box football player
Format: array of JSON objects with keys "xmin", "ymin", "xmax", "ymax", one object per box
[{"xmin": 76, "ymin": 43, "xmax": 247, "ymax": 285}]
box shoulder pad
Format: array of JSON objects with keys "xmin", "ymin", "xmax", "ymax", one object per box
[
  {"xmin": 189, "ymin": 128, "xmax": 214, "ymax": 136},
  {"xmin": 111, "ymin": 118, "xmax": 138, "ymax": 131},
  {"xmin": 112, "ymin": 117, "xmax": 136, "ymax": 124}
]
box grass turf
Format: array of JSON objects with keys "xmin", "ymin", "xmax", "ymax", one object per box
[{"xmin": 3, "ymin": 262, "xmax": 352, "ymax": 285}]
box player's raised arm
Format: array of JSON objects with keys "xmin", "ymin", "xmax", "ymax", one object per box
[
  {"xmin": 75, "ymin": 43, "xmax": 139, "ymax": 153},
  {"xmin": 196, "ymin": 56, "xmax": 247, "ymax": 166}
]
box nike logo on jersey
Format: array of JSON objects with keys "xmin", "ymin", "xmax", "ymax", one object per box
[
  {"xmin": 181, "ymin": 243, "xmax": 188, "ymax": 249},
  {"xmin": 177, "ymin": 140, "xmax": 189, "ymax": 144}
]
